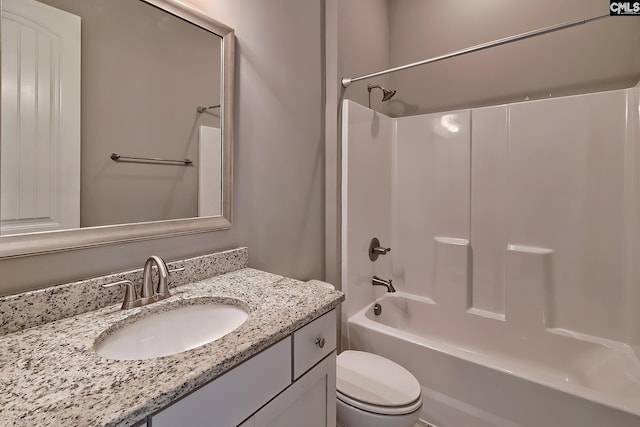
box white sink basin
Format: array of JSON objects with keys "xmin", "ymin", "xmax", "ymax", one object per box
[{"xmin": 95, "ymin": 301, "xmax": 249, "ymax": 360}]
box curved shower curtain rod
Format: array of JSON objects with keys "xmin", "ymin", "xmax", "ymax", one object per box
[{"xmin": 341, "ymin": 13, "xmax": 610, "ymax": 88}]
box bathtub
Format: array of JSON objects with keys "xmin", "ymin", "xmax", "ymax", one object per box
[{"xmin": 346, "ymin": 293, "xmax": 640, "ymax": 427}]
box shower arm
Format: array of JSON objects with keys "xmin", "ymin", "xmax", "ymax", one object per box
[
  {"xmin": 367, "ymin": 84, "xmax": 396, "ymax": 108},
  {"xmin": 197, "ymin": 104, "xmax": 220, "ymax": 113},
  {"xmin": 341, "ymin": 13, "xmax": 609, "ymax": 88}
]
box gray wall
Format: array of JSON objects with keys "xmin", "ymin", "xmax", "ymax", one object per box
[
  {"xmin": 386, "ymin": 0, "xmax": 640, "ymax": 116},
  {"xmin": 323, "ymin": 0, "xmax": 390, "ymax": 291},
  {"xmin": 339, "ymin": 0, "xmax": 640, "ymax": 116},
  {"xmin": 41, "ymin": 0, "xmax": 221, "ymax": 226},
  {"xmin": 0, "ymin": 0, "xmax": 324, "ymax": 296},
  {"xmin": 338, "ymin": 0, "xmax": 390, "ymax": 115}
]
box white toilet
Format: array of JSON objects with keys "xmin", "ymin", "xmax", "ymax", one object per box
[
  {"xmin": 307, "ymin": 281, "xmax": 423, "ymax": 427},
  {"xmin": 336, "ymin": 350, "xmax": 422, "ymax": 427}
]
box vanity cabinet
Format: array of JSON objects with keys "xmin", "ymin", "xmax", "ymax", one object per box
[
  {"xmin": 240, "ymin": 353, "xmax": 336, "ymax": 427},
  {"xmin": 148, "ymin": 309, "xmax": 337, "ymax": 427}
]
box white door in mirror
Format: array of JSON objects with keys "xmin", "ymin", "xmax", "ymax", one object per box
[
  {"xmin": 198, "ymin": 126, "xmax": 222, "ymax": 217},
  {"xmin": 95, "ymin": 304, "xmax": 248, "ymax": 360},
  {"xmin": 1, "ymin": 0, "xmax": 81, "ymax": 235}
]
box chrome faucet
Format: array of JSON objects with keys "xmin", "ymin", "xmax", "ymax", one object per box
[
  {"xmin": 372, "ymin": 276, "xmax": 396, "ymax": 293},
  {"xmin": 102, "ymin": 255, "xmax": 176, "ymax": 310},
  {"xmin": 141, "ymin": 255, "xmax": 170, "ymax": 304}
]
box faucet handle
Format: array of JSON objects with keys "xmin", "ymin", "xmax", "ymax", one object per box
[
  {"xmin": 102, "ymin": 280, "xmax": 140, "ymax": 310},
  {"xmin": 373, "ymin": 246, "xmax": 391, "ymax": 255},
  {"xmin": 369, "ymin": 237, "xmax": 391, "ymax": 261}
]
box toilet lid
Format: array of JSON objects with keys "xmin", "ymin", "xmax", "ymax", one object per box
[{"xmin": 336, "ymin": 351, "xmax": 421, "ymax": 408}]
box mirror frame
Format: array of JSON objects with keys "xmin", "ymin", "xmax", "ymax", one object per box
[{"xmin": 0, "ymin": 0, "xmax": 234, "ymax": 259}]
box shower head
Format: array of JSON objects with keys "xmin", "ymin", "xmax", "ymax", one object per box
[
  {"xmin": 382, "ymin": 89, "xmax": 397, "ymax": 101},
  {"xmin": 367, "ymin": 84, "xmax": 396, "ymax": 108}
]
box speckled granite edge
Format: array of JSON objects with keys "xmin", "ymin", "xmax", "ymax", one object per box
[
  {"xmin": 0, "ymin": 247, "xmax": 248, "ymax": 336},
  {"xmin": 0, "ymin": 267, "xmax": 344, "ymax": 427}
]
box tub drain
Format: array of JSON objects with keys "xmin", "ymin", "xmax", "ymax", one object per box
[{"xmin": 373, "ymin": 303, "xmax": 382, "ymax": 316}]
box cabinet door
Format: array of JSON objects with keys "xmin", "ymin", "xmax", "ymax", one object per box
[
  {"xmin": 252, "ymin": 352, "xmax": 336, "ymax": 427},
  {"xmin": 151, "ymin": 338, "xmax": 291, "ymax": 427}
]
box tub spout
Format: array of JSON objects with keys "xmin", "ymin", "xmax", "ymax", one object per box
[{"xmin": 372, "ymin": 276, "xmax": 396, "ymax": 293}]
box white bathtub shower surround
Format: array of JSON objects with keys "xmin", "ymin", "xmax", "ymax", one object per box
[
  {"xmin": 394, "ymin": 112, "xmax": 471, "ymax": 306},
  {"xmin": 343, "ymin": 88, "xmax": 640, "ymax": 342},
  {"xmin": 340, "ymin": 104, "xmax": 394, "ymax": 329},
  {"xmin": 348, "ymin": 294, "xmax": 640, "ymax": 427},
  {"xmin": 341, "ymin": 87, "xmax": 640, "ymax": 426}
]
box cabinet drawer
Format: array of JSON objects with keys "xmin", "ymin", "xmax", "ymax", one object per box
[{"xmin": 292, "ymin": 309, "xmax": 336, "ymax": 380}]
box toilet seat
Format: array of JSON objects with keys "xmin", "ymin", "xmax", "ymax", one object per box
[
  {"xmin": 336, "ymin": 350, "xmax": 422, "ymax": 416},
  {"xmin": 337, "ymin": 390, "xmax": 422, "ymax": 416}
]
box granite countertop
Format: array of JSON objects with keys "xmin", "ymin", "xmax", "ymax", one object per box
[{"xmin": 0, "ymin": 267, "xmax": 343, "ymax": 427}]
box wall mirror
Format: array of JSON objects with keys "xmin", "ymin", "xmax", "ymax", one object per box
[{"xmin": 0, "ymin": 0, "xmax": 234, "ymax": 258}]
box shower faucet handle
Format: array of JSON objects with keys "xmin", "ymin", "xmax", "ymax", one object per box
[
  {"xmin": 373, "ymin": 246, "xmax": 391, "ymax": 255},
  {"xmin": 369, "ymin": 237, "xmax": 391, "ymax": 261}
]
